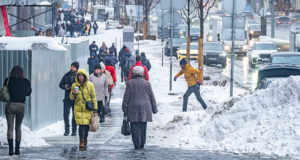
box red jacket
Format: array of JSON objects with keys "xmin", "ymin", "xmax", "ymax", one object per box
[
  {"xmin": 105, "ymin": 65, "xmax": 117, "ymax": 89},
  {"xmin": 128, "ymin": 61, "xmax": 149, "ymax": 81}
]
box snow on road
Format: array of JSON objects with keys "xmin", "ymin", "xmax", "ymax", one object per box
[{"xmin": 144, "ymin": 39, "xmax": 300, "ymax": 159}]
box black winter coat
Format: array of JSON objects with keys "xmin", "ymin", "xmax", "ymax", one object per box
[{"xmin": 59, "ymin": 71, "xmax": 77, "ymax": 101}]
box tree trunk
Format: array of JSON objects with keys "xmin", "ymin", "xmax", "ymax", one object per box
[
  {"xmin": 198, "ymin": 0, "xmax": 204, "ymax": 84},
  {"xmin": 186, "ymin": 0, "xmax": 191, "ymax": 64},
  {"xmin": 143, "ymin": 21, "xmax": 148, "ymax": 39}
]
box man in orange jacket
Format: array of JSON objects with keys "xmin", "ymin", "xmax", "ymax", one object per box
[{"xmin": 174, "ymin": 59, "xmax": 207, "ymax": 112}]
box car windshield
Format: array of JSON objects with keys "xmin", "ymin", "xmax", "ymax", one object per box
[
  {"xmin": 279, "ymin": 17, "xmax": 290, "ymax": 21},
  {"xmin": 204, "ymin": 43, "xmax": 223, "ymax": 51},
  {"xmin": 248, "ymin": 20, "xmax": 258, "ymax": 24},
  {"xmin": 249, "ymin": 25, "xmax": 260, "ymax": 30},
  {"xmin": 271, "ymin": 55, "xmax": 300, "ymax": 65},
  {"xmin": 191, "ymin": 28, "xmax": 200, "ymax": 33},
  {"xmin": 180, "ymin": 45, "xmax": 198, "ymax": 50},
  {"xmin": 253, "ymin": 44, "xmax": 276, "ymax": 50}
]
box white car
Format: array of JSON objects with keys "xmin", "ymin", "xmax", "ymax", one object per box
[{"xmin": 247, "ymin": 41, "xmax": 278, "ymax": 68}]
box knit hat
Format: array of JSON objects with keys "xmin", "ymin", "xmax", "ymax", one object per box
[
  {"xmin": 132, "ymin": 66, "xmax": 144, "ymax": 76},
  {"xmin": 71, "ymin": 62, "xmax": 79, "ymax": 69},
  {"xmin": 125, "ymin": 48, "xmax": 130, "ymax": 53},
  {"xmin": 141, "ymin": 52, "xmax": 146, "ymax": 57},
  {"xmin": 100, "ymin": 62, "xmax": 105, "ymax": 69},
  {"xmin": 94, "ymin": 63, "xmax": 101, "ymax": 70},
  {"xmin": 179, "ymin": 59, "xmax": 187, "ymax": 66}
]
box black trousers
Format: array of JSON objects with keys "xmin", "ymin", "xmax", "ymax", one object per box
[
  {"xmin": 63, "ymin": 100, "xmax": 77, "ymax": 132},
  {"xmin": 130, "ymin": 122, "xmax": 147, "ymax": 149},
  {"xmin": 120, "ymin": 67, "xmax": 124, "ymax": 82},
  {"xmin": 97, "ymin": 101, "xmax": 104, "ymax": 118},
  {"xmin": 78, "ymin": 125, "xmax": 89, "ymax": 140}
]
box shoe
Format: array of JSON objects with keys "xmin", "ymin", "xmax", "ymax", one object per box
[
  {"xmin": 79, "ymin": 140, "xmax": 85, "ymax": 151},
  {"xmin": 15, "ymin": 140, "xmax": 21, "ymax": 155},
  {"xmin": 64, "ymin": 129, "xmax": 70, "ymax": 136},
  {"xmin": 8, "ymin": 139, "xmax": 14, "ymax": 156},
  {"xmin": 71, "ymin": 132, "xmax": 77, "ymax": 136}
]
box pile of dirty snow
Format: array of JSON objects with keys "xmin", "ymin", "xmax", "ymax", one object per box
[
  {"xmin": 149, "ymin": 76, "xmax": 300, "ymax": 159},
  {"xmin": 0, "ymin": 117, "xmax": 49, "ymax": 147}
]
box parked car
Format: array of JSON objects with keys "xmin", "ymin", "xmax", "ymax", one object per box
[
  {"xmin": 203, "ymin": 42, "xmax": 227, "ymax": 68},
  {"xmin": 164, "ymin": 38, "xmax": 185, "ymax": 57},
  {"xmin": 177, "ymin": 43, "xmax": 198, "ymax": 60},
  {"xmin": 289, "ymin": 12, "xmax": 300, "ymax": 23},
  {"xmin": 257, "ymin": 52, "xmax": 300, "ymax": 89},
  {"xmin": 190, "ymin": 27, "xmax": 200, "ymax": 42},
  {"xmin": 247, "ymin": 41, "xmax": 278, "ymax": 69},
  {"xmin": 248, "ymin": 24, "xmax": 261, "ymax": 39},
  {"xmin": 276, "ymin": 16, "xmax": 291, "ymax": 27}
]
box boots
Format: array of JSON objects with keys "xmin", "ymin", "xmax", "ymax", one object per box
[
  {"xmin": 15, "ymin": 140, "xmax": 21, "ymax": 155},
  {"xmin": 8, "ymin": 139, "xmax": 14, "ymax": 156},
  {"xmin": 79, "ymin": 139, "xmax": 85, "ymax": 151},
  {"xmin": 64, "ymin": 127, "xmax": 70, "ymax": 136},
  {"xmin": 99, "ymin": 112, "xmax": 105, "ymax": 123},
  {"xmin": 83, "ymin": 138, "xmax": 88, "ymax": 150},
  {"xmin": 71, "ymin": 128, "xmax": 77, "ymax": 136}
]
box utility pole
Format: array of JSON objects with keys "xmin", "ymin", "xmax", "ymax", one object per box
[
  {"xmin": 170, "ymin": 0, "xmax": 174, "ymax": 91},
  {"xmin": 261, "ymin": 1, "xmax": 267, "ymax": 35},
  {"xmin": 270, "ymin": 0, "xmax": 275, "ymax": 38},
  {"xmin": 186, "ymin": 0, "xmax": 191, "ymax": 64},
  {"xmin": 230, "ymin": 0, "xmax": 236, "ymax": 97}
]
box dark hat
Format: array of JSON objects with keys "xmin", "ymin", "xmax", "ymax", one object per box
[
  {"xmin": 136, "ymin": 55, "xmax": 141, "ymax": 61},
  {"xmin": 179, "ymin": 59, "xmax": 187, "ymax": 66},
  {"xmin": 90, "ymin": 52, "xmax": 96, "ymax": 56},
  {"xmin": 92, "ymin": 41, "xmax": 96, "ymax": 43},
  {"xmin": 94, "ymin": 63, "xmax": 101, "ymax": 70},
  {"xmin": 71, "ymin": 62, "xmax": 79, "ymax": 69},
  {"xmin": 141, "ymin": 52, "xmax": 146, "ymax": 57},
  {"xmin": 105, "ymin": 59, "xmax": 111, "ymax": 65}
]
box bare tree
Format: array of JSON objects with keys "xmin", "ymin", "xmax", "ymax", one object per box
[
  {"xmin": 181, "ymin": 0, "xmax": 197, "ymax": 64},
  {"xmin": 134, "ymin": 0, "xmax": 160, "ymax": 38},
  {"xmin": 194, "ymin": 0, "xmax": 217, "ymax": 84}
]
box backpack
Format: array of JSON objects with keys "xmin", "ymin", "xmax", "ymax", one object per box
[{"xmin": 124, "ymin": 56, "xmax": 136, "ymax": 77}]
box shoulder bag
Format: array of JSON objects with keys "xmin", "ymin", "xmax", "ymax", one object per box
[
  {"xmin": 0, "ymin": 78, "xmax": 10, "ymax": 102},
  {"xmin": 80, "ymin": 86, "xmax": 94, "ymax": 111},
  {"xmin": 121, "ymin": 114, "xmax": 131, "ymax": 136}
]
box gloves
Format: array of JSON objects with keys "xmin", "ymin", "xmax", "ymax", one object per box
[
  {"xmin": 174, "ymin": 77, "xmax": 177, "ymax": 81},
  {"xmin": 196, "ymin": 80, "xmax": 201, "ymax": 87},
  {"xmin": 114, "ymin": 82, "xmax": 116, "ymax": 86}
]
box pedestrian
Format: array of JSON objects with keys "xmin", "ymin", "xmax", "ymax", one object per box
[
  {"xmin": 141, "ymin": 52, "xmax": 151, "ymax": 71},
  {"xmin": 123, "ymin": 50, "xmax": 136, "ymax": 82},
  {"xmin": 4, "ymin": 66, "xmax": 32, "ymax": 156},
  {"xmin": 59, "ymin": 62, "xmax": 79, "ymax": 136},
  {"xmin": 128, "ymin": 55, "xmax": 149, "ymax": 81},
  {"xmin": 70, "ymin": 69, "xmax": 97, "ymax": 151},
  {"xmin": 58, "ymin": 27, "xmax": 65, "ymax": 37},
  {"xmin": 89, "ymin": 41, "xmax": 99, "ymax": 55},
  {"xmin": 104, "ymin": 59, "xmax": 117, "ymax": 106},
  {"xmin": 109, "ymin": 43, "xmax": 117, "ymax": 57},
  {"xmin": 174, "ymin": 59, "xmax": 207, "ymax": 112},
  {"xmin": 87, "ymin": 53, "xmax": 100, "ymax": 75},
  {"xmin": 122, "ymin": 66, "xmax": 158, "ymax": 149},
  {"xmin": 97, "ymin": 50, "xmax": 106, "ymax": 63},
  {"xmin": 88, "ymin": 22, "xmax": 92, "ymax": 36},
  {"xmin": 104, "ymin": 49, "xmax": 118, "ymax": 68},
  {"xmin": 118, "ymin": 46, "xmax": 128, "ymax": 82},
  {"xmin": 84, "ymin": 23, "xmax": 89, "ymax": 36},
  {"xmin": 89, "ymin": 64, "xmax": 109, "ymax": 123},
  {"xmin": 93, "ymin": 21, "xmax": 98, "ymax": 35},
  {"xmin": 99, "ymin": 42, "xmax": 108, "ymax": 54}
]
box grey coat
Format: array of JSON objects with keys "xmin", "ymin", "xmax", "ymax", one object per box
[
  {"xmin": 122, "ymin": 77, "xmax": 158, "ymax": 122},
  {"xmin": 89, "ymin": 73, "xmax": 109, "ymax": 102}
]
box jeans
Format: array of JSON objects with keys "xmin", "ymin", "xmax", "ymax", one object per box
[
  {"xmin": 5, "ymin": 103, "xmax": 25, "ymax": 140},
  {"xmin": 63, "ymin": 100, "xmax": 77, "ymax": 133},
  {"xmin": 130, "ymin": 122, "xmax": 147, "ymax": 149},
  {"xmin": 183, "ymin": 85, "xmax": 207, "ymax": 112},
  {"xmin": 78, "ymin": 125, "xmax": 89, "ymax": 140},
  {"xmin": 121, "ymin": 67, "xmax": 124, "ymax": 82},
  {"xmin": 97, "ymin": 101, "xmax": 105, "ymax": 120}
]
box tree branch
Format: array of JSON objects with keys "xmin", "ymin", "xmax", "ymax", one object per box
[{"xmin": 203, "ymin": 0, "xmax": 216, "ymax": 21}]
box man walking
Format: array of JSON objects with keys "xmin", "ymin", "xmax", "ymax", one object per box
[
  {"xmin": 174, "ymin": 59, "xmax": 207, "ymax": 112},
  {"xmin": 93, "ymin": 21, "xmax": 98, "ymax": 35},
  {"xmin": 89, "ymin": 41, "xmax": 99, "ymax": 55},
  {"xmin": 59, "ymin": 62, "xmax": 79, "ymax": 136},
  {"xmin": 109, "ymin": 43, "xmax": 117, "ymax": 57}
]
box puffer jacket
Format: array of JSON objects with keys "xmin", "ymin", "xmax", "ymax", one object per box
[
  {"xmin": 70, "ymin": 69, "xmax": 97, "ymax": 125},
  {"xmin": 175, "ymin": 64, "xmax": 201, "ymax": 87},
  {"xmin": 89, "ymin": 73, "xmax": 109, "ymax": 102}
]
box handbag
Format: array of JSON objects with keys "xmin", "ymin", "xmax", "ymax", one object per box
[
  {"xmin": 104, "ymin": 103, "xmax": 111, "ymax": 115},
  {"xmin": 121, "ymin": 114, "xmax": 131, "ymax": 136},
  {"xmin": 89, "ymin": 113, "xmax": 99, "ymax": 132},
  {"xmin": 0, "ymin": 78, "xmax": 10, "ymax": 102},
  {"xmin": 80, "ymin": 87, "xmax": 94, "ymax": 111}
]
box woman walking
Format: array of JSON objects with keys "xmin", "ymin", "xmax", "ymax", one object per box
[
  {"xmin": 122, "ymin": 66, "xmax": 158, "ymax": 149},
  {"xmin": 4, "ymin": 66, "xmax": 31, "ymax": 156},
  {"xmin": 89, "ymin": 64, "xmax": 109, "ymax": 123},
  {"xmin": 70, "ymin": 69, "xmax": 97, "ymax": 151}
]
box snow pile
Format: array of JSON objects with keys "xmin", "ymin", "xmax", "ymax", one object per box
[
  {"xmin": 35, "ymin": 121, "xmax": 65, "ymax": 138},
  {"xmin": 149, "ymin": 76, "xmax": 300, "ymax": 159},
  {"xmin": 0, "ymin": 117, "xmax": 49, "ymax": 147},
  {"xmin": 0, "ymin": 37, "xmax": 67, "ymax": 51}
]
